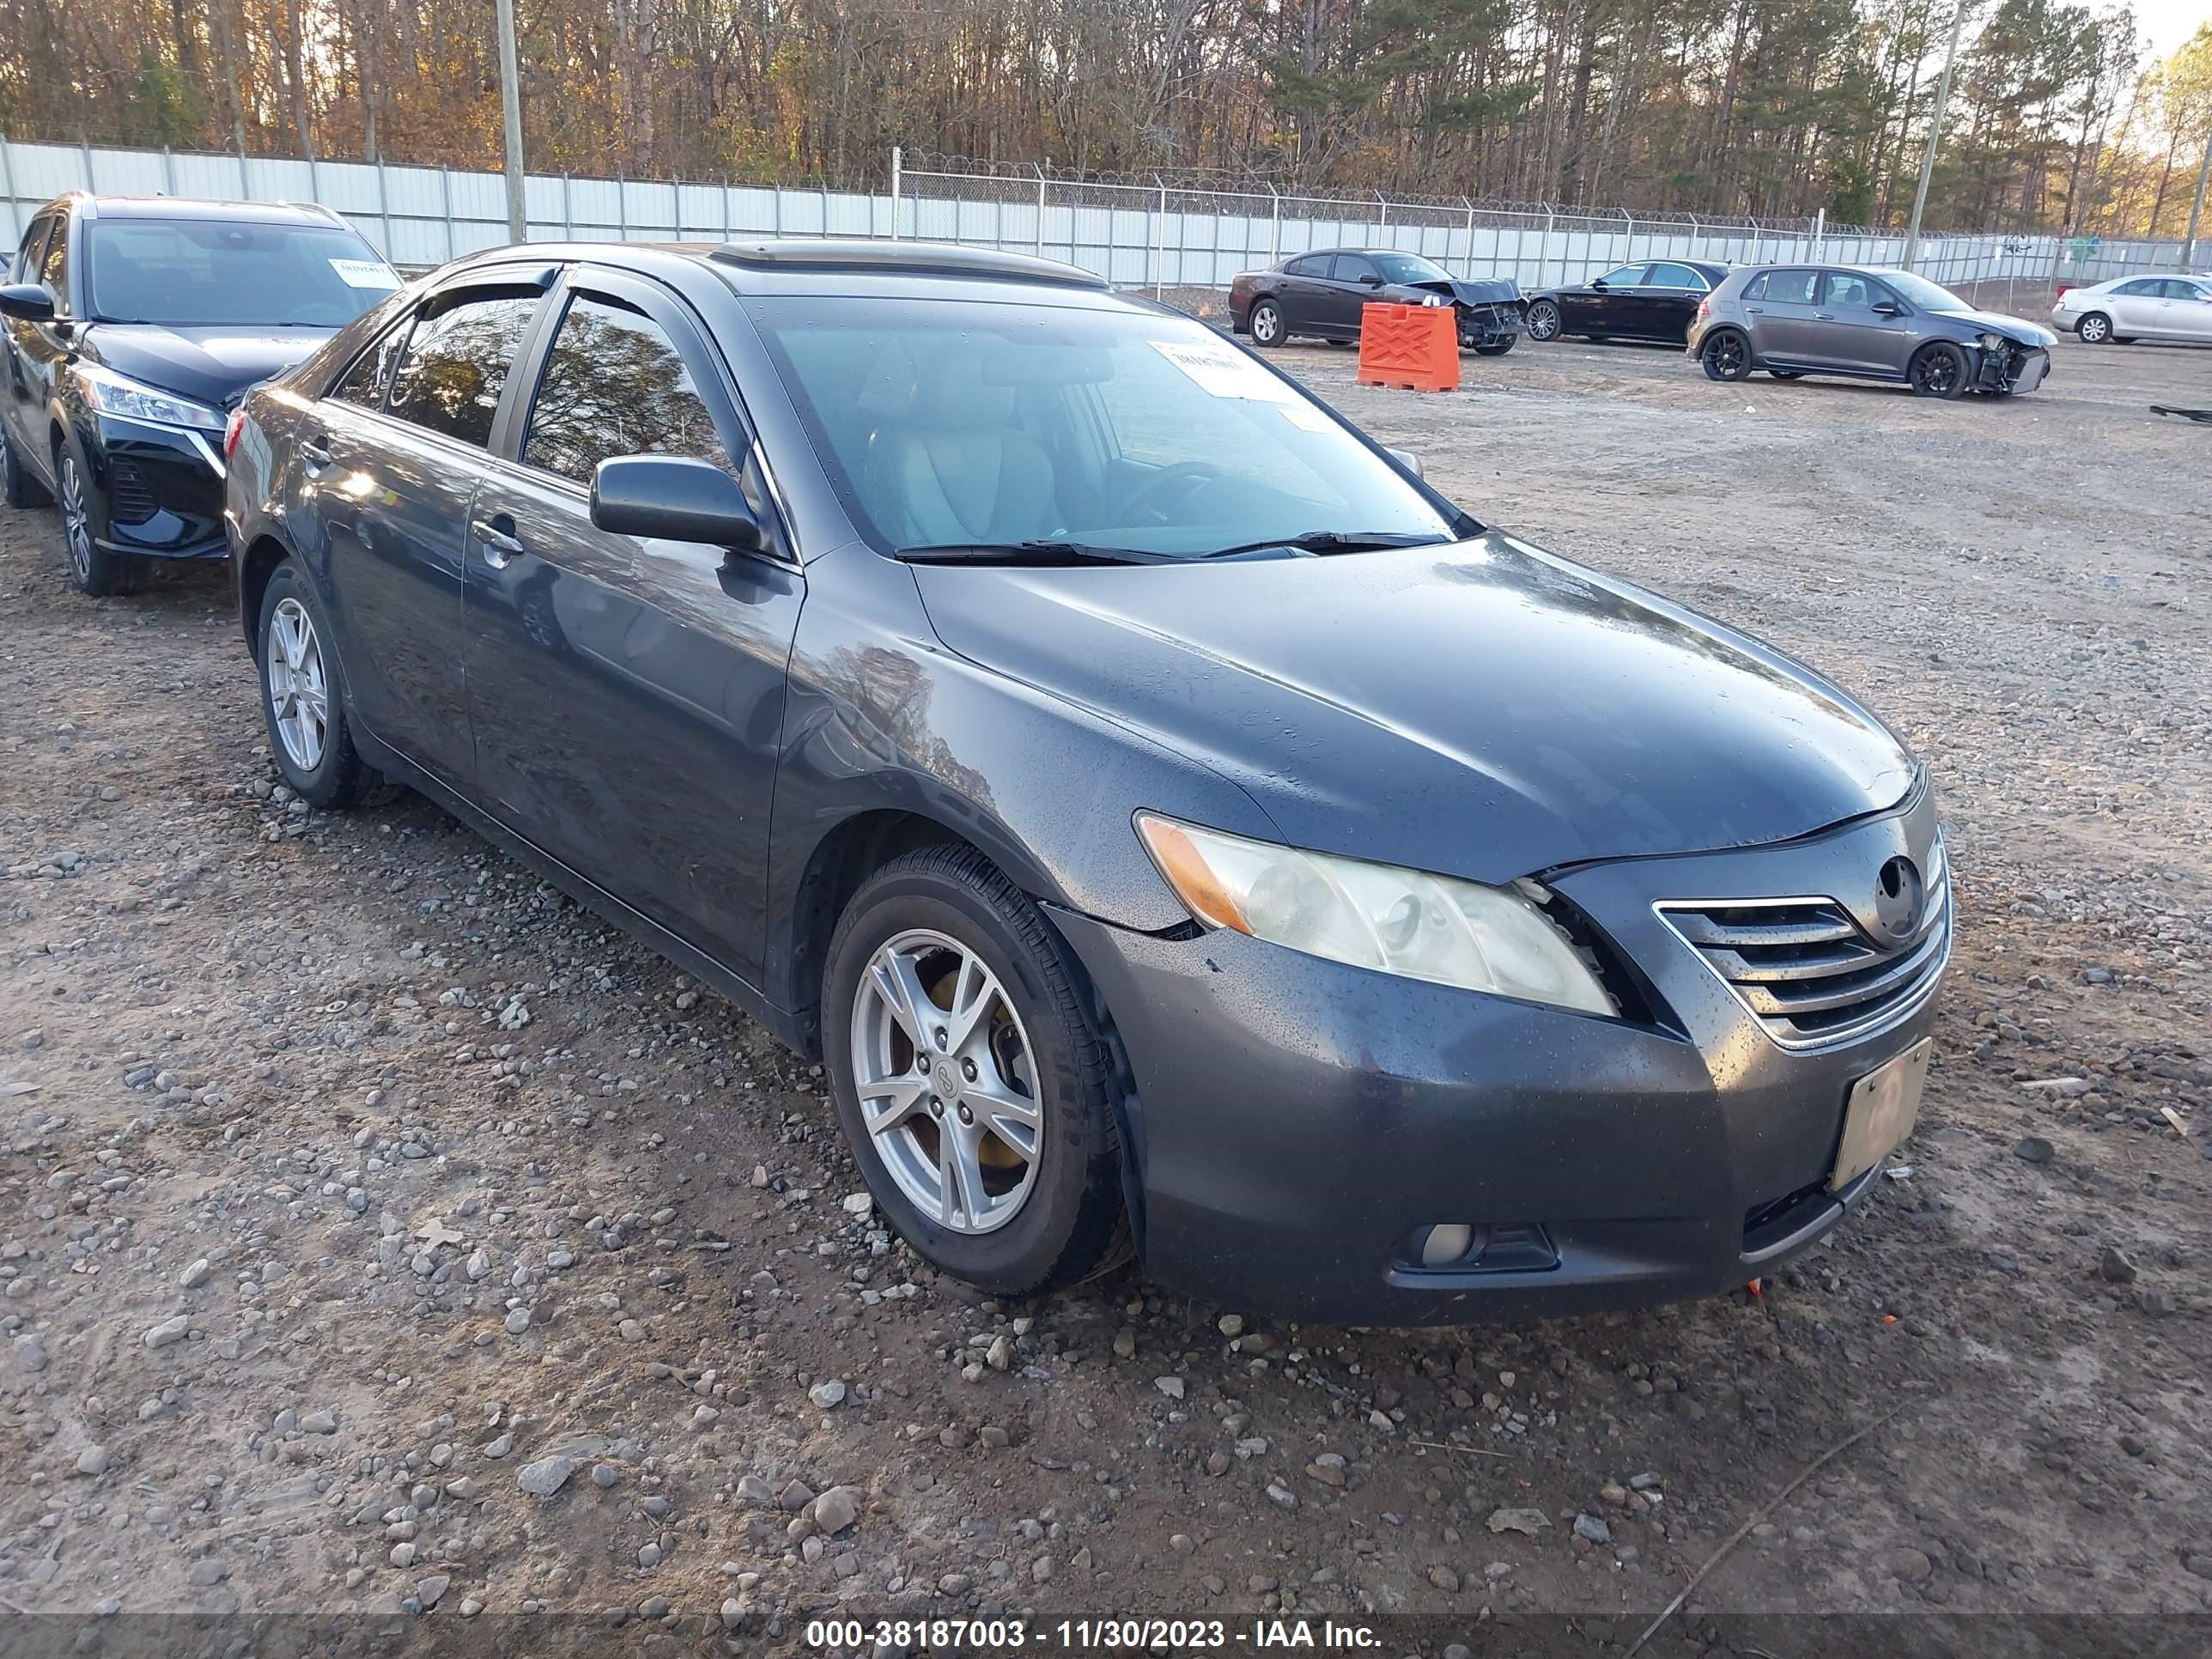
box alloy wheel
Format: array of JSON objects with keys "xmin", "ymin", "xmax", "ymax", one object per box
[
  {"xmin": 1527, "ymin": 301, "xmax": 1559, "ymax": 341},
  {"xmin": 2077, "ymin": 313, "xmax": 2108, "ymax": 343},
  {"xmin": 60, "ymin": 454, "xmax": 94, "ymax": 586},
  {"xmin": 850, "ymin": 927, "xmax": 1042, "ymax": 1235},
  {"xmin": 265, "ymin": 595, "xmax": 331, "ymax": 772},
  {"xmin": 1911, "ymin": 349, "xmax": 1961, "ymax": 397},
  {"xmin": 1706, "ymin": 332, "xmax": 1747, "ymax": 379},
  {"xmin": 1251, "ymin": 304, "xmax": 1280, "ymax": 346}
]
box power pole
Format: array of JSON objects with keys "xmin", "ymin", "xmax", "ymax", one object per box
[
  {"xmin": 495, "ymin": 0, "xmax": 526, "ymax": 243},
  {"xmin": 2186, "ymin": 128, "xmax": 2212, "ymax": 270},
  {"xmin": 1903, "ymin": 0, "xmax": 1972, "ymax": 270}
]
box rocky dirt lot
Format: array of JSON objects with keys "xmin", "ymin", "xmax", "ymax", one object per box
[{"xmin": 3, "ymin": 331, "xmax": 2209, "ymax": 1656}]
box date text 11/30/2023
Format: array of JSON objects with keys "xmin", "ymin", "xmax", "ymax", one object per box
[{"xmin": 802, "ymin": 1617, "xmax": 1386, "ymax": 1650}]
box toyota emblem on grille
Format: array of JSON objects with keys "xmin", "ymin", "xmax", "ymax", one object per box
[{"xmin": 1874, "ymin": 856, "xmax": 1924, "ymax": 939}]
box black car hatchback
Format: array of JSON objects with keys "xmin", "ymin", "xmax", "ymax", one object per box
[
  {"xmin": 226, "ymin": 239, "xmax": 1948, "ymax": 1325},
  {"xmin": 0, "ymin": 193, "xmax": 398, "ymax": 594}
]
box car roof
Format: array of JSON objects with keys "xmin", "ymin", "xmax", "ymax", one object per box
[{"xmin": 58, "ymin": 193, "xmax": 352, "ymax": 228}]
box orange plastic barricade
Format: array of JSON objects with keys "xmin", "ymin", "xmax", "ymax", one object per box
[{"xmin": 1355, "ymin": 302, "xmax": 1460, "ymax": 392}]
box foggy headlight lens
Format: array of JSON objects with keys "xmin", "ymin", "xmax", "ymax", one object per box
[{"xmin": 1136, "ymin": 814, "xmax": 1614, "ymax": 1015}]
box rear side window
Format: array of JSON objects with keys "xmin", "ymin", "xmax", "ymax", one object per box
[
  {"xmin": 1753, "ymin": 269, "xmax": 1818, "ymax": 304},
  {"xmin": 384, "ymin": 288, "xmax": 543, "ymax": 449},
  {"xmin": 520, "ymin": 293, "xmax": 731, "ymax": 485},
  {"xmin": 1645, "ymin": 263, "xmax": 1704, "ymax": 289},
  {"xmin": 2113, "ymin": 278, "xmax": 2160, "ymax": 295},
  {"xmin": 1284, "ymin": 254, "xmax": 1329, "ymax": 277}
]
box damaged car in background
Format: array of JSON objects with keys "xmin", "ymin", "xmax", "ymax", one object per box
[
  {"xmin": 1686, "ymin": 264, "xmax": 2056, "ymax": 398},
  {"xmin": 1230, "ymin": 248, "xmax": 1526, "ymax": 354}
]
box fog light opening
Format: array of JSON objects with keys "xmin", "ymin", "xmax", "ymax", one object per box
[{"xmin": 1416, "ymin": 1223, "xmax": 1480, "ymax": 1267}]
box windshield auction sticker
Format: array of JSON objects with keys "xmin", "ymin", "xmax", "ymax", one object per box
[
  {"xmin": 1149, "ymin": 338, "xmax": 1297, "ymax": 403},
  {"xmin": 329, "ymin": 258, "xmax": 403, "ymax": 289}
]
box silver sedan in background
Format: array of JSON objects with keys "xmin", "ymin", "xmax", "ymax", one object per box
[{"xmin": 2051, "ymin": 273, "xmax": 2212, "ymax": 345}]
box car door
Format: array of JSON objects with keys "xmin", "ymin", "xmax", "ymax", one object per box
[
  {"xmin": 1639, "ymin": 262, "xmax": 1707, "ymax": 342},
  {"xmin": 6, "ymin": 214, "xmax": 75, "ymax": 484},
  {"xmin": 2106, "ymin": 279, "xmax": 2164, "ymax": 336},
  {"xmin": 1741, "ymin": 268, "xmax": 1822, "ymax": 362},
  {"xmin": 1814, "ymin": 270, "xmax": 1915, "ymax": 376},
  {"xmin": 1325, "ymin": 254, "xmax": 1383, "ymax": 335},
  {"xmin": 305, "ymin": 270, "xmax": 551, "ymax": 786},
  {"xmin": 1575, "ymin": 264, "xmax": 1648, "ymax": 336},
  {"xmin": 1274, "ymin": 254, "xmax": 1331, "ymax": 333},
  {"xmin": 3, "ymin": 215, "xmax": 54, "ymax": 465},
  {"xmin": 462, "ymin": 267, "xmax": 802, "ymax": 982},
  {"xmin": 2162, "ymin": 278, "xmax": 2212, "ymax": 340}
]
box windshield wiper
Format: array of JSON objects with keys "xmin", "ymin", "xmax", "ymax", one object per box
[
  {"xmin": 895, "ymin": 540, "xmax": 1173, "ymax": 567},
  {"xmin": 1196, "ymin": 530, "xmax": 1450, "ymax": 560}
]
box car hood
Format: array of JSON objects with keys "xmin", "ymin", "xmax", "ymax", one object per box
[
  {"xmin": 83, "ymin": 324, "xmax": 338, "ymax": 410},
  {"xmin": 912, "ymin": 535, "xmax": 1917, "ymax": 884},
  {"xmin": 1401, "ymin": 277, "xmax": 1523, "ymax": 307},
  {"xmin": 1943, "ymin": 308, "xmax": 2057, "ymax": 348}
]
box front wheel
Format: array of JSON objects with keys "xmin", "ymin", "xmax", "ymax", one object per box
[
  {"xmin": 1248, "ymin": 299, "xmax": 1285, "ymax": 348},
  {"xmin": 1524, "ymin": 299, "xmax": 1561, "ymax": 342},
  {"xmin": 257, "ymin": 561, "xmax": 394, "ymax": 810},
  {"xmin": 58, "ymin": 443, "xmax": 141, "ymax": 597},
  {"xmin": 1470, "ymin": 332, "xmax": 1516, "ymax": 356},
  {"xmin": 1700, "ymin": 330, "xmax": 1752, "ymax": 381},
  {"xmin": 1908, "ymin": 340, "xmax": 1968, "ymax": 399},
  {"xmin": 2074, "ymin": 311, "xmax": 2111, "ymax": 344},
  {"xmin": 1768, "ymin": 369, "xmax": 1802, "ymax": 380},
  {"xmin": 823, "ymin": 844, "xmax": 1127, "ymax": 1296}
]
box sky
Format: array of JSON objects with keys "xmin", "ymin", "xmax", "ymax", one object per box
[{"xmin": 2137, "ymin": 0, "xmax": 2211, "ymax": 59}]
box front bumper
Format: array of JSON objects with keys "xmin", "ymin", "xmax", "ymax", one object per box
[
  {"xmin": 1455, "ymin": 302, "xmax": 1525, "ymax": 346},
  {"xmin": 82, "ymin": 412, "xmax": 228, "ymax": 561},
  {"xmin": 1052, "ymin": 788, "xmax": 1947, "ymax": 1325}
]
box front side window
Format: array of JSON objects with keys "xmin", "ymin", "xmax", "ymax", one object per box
[
  {"xmin": 384, "ymin": 288, "xmax": 542, "ymax": 449},
  {"xmin": 521, "ymin": 293, "xmax": 731, "ymax": 485},
  {"xmin": 1330, "ymin": 255, "xmax": 1379, "ymax": 283},
  {"xmin": 1370, "ymin": 252, "xmax": 1449, "ymax": 285},
  {"xmin": 2160, "ymin": 279, "xmax": 2207, "ymax": 300},
  {"xmin": 751, "ymin": 296, "xmax": 1455, "ymax": 559},
  {"xmin": 84, "ymin": 220, "xmax": 399, "ymax": 327},
  {"xmin": 331, "ymin": 320, "xmax": 410, "ymax": 409},
  {"xmin": 14, "ymin": 216, "xmax": 50, "ymax": 283},
  {"xmin": 40, "ymin": 221, "xmax": 67, "ymax": 296},
  {"xmin": 1760, "ymin": 269, "xmax": 1819, "ymax": 305},
  {"xmin": 1821, "ymin": 272, "xmax": 1880, "ymax": 309}
]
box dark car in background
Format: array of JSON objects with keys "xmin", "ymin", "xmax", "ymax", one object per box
[
  {"xmin": 1230, "ymin": 248, "xmax": 1525, "ymax": 353},
  {"xmin": 1686, "ymin": 264, "xmax": 2056, "ymax": 398},
  {"xmin": 0, "ymin": 193, "xmax": 399, "ymax": 594},
  {"xmin": 226, "ymin": 237, "xmax": 1946, "ymax": 1325},
  {"xmin": 1523, "ymin": 258, "xmax": 1730, "ymax": 345}
]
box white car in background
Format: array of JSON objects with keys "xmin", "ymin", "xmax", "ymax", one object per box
[{"xmin": 2052, "ymin": 273, "xmax": 2212, "ymax": 344}]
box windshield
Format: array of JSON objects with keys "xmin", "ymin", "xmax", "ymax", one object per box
[
  {"xmin": 1873, "ymin": 270, "xmax": 1969, "ymax": 313},
  {"xmin": 749, "ymin": 297, "xmax": 1456, "ymax": 559},
  {"xmin": 87, "ymin": 221, "xmax": 399, "ymax": 327},
  {"xmin": 1371, "ymin": 252, "xmax": 1450, "ymax": 284}
]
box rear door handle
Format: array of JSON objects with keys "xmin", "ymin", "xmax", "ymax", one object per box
[
  {"xmin": 470, "ymin": 516, "xmax": 524, "ymax": 568},
  {"xmin": 1746, "ymin": 306, "xmax": 1765, "ymax": 314},
  {"xmin": 1815, "ymin": 313, "xmax": 1836, "ymax": 321}
]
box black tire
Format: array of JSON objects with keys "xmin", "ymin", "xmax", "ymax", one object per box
[
  {"xmin": 1700, "ymin": 329, "xmax": 1752, "ymax": 381},
  {"xmin": 1908, "ymin": 340, "xmax": 1968, "ymax": 399},
  {"xmin": 1768, "ymin": 369, "xmax": 1802, "ymax": 380},
  {"xmin": 1524, "ymin": 299, "xmax": 1561, "ymax": 342},
  {"xmin": 2, "ymin": 418, "xmax": 49, "ymax": 508},
  {"xmin": 1248, "ymin": 299, "xmax": 1285, "ymax": 349},
  {"xmin": 2073, "ymin": 311, "xmax": 2112, "ymax": 344},
  {"xmin": 823, "ymin": 844, "xmax": 1127, "ymax": 1297},
  {"xmin": 1324, "ymin": 337, "xmax": 1354, "ymax": 349},
  {"xmin": 56, "ymin": 438, "xmax": 142, "ymax": 596},
  {"xmin": 1472, "ymin": 333, "xmax": 1516, "ymax": 356},
  {"xmin": 254, "ymin": 560, "xmax": 394, "ymax": 810}
]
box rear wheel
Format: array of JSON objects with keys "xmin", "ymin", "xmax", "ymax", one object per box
[
  {"xmin": 58, "ymin": 442, "xmax": 141, "ymax": 597},
  {"xmin": 257, "ymin": 560, "xmax": 395, "ymax": 810},
  {"xmin": 823, "ymin": 844, "xmax": 1127, "ymax": 1296},
  {"xmin": 2073, "ymin": 311, "xmax": 2111, "ymax": 344},
  {"xmin": 1908, "ymin": 340, "xmax": 1968, "ymax": 399},
  {"xmin": 1700, "ymin": 329, "xmax": 1752, "ymax": 381},
  {"xmin": 1248, "ymin": 299, "xmax": 1285, "ymax": 348},
  {"xmin": 1524, "ymin": 299, "xmax": 1561, "ymax": 342}
]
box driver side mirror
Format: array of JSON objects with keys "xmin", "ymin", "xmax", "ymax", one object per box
[
  {"xmin": 1358, "ymin": 273, "xmax": 1384, "ymax": 288},
  {"xmin": 591, "ymin": 455, "xmax": 764, "ymax": 552},
  {"xmin": 1870, "ymin": 301, "xmax": 1904, "ymax": 318},
  {"xmin": 0, "ymin": 283, "xmax": 57, "ymax": 323},
  {"xmin": 1590, "ymin": 278, "xmax": 1608, "ymax": 291}
]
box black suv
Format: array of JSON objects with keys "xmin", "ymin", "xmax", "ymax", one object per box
[{"xmin": 0, "ymin": 194, "xmax": 398, "ymax": 594}]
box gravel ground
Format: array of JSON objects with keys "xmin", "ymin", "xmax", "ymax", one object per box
[{"xmin": 3, "ymin": 331, "xmax": 2209, "ymax": 1652}]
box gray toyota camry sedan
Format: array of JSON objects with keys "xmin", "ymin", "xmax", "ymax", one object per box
[{"xmin": 224, "ymin": 238, "xmax": 1948, "ymax": 1324}]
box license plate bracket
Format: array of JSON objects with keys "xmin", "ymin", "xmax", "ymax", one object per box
[{"xmin": 1831, "ymin": 1037, "xmax": 1932, "ymax": 1191}]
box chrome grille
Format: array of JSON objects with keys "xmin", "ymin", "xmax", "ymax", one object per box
[{"xmin": 1660, "ymin": 837, "xmax": 1950, "ymax": 1049}]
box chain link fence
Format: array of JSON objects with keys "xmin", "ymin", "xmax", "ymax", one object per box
[{"xmin": 3, "ymin": 135, "xmax": 2192, "ymax": 303}]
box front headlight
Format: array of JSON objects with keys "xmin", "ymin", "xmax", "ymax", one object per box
[
  {"xmin": 72, "ymin": 362, "xmax": 227, "ymax": 432},
  {"xmin": 1135, "ymin": 814, "xmax": 1614, "ymax": 1015}
]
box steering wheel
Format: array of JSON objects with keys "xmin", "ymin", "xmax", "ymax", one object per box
[{"xmin": 1121, "ymin": 461, "xmax": 1222, "ymax": 525}]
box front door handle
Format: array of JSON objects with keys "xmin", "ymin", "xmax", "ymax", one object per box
[
  {"xmin": 471, "ymin": 516, "xmax": 524, "ymax": 568},
  {"xmin": 300, "ymin": 438, "xmax": 335, "ymax": 472},
  {"xmin": 1815, "ymin": 312, "xmax": 1836, "ymax": 321}
]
